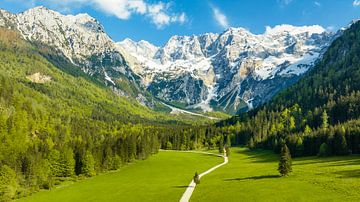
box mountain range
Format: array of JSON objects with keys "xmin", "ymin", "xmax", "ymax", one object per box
[{"xmin": 0, "ymin": 6, "xmax": 343, "ymax": 114}]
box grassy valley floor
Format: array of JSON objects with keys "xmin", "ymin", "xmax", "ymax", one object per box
[
  {"xmin": 191, "ymin": 148, "xmax": 360, "ymax": 201},
  {"xmin": 18, "ymin": 148, "xmax": 360, "ymax": 202},
  {"xmin": 18, "ymin": 151, "xmax": 222, "ymax": 202}
]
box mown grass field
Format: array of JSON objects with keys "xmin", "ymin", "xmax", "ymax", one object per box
[
  {"xmin": 192, "ymin": 147, "xmax": 360, "ymax": 202},
  {"xmin": 18, "ymin": 148, "xmax": 360, "ymax": 202},
  {"xmin": 18, "ymin": 151, "xmax": 223, "ymax": 202}
]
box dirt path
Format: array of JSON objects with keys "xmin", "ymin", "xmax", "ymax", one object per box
[{"xmin": 179, "ymin": 151, "xmax": 228, "ymax": 202}]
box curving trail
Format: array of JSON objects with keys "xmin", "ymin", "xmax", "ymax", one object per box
[{"xmin": 179, "ymin": 151, "xmax": 228, "ymax": 202}]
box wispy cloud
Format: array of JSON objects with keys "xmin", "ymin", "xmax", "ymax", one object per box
[
  {"xmin": 12, "ymin": 0, "xmax": 187, "ymax": 29},
  {"xmin": 211, "ymin": 5, "xmax": 229, "ymax": 30},
  {"xmin": 314, "ymin": 1, "xmax": 321, "ymax": 7},
  {"xmin": 277, "ymin": 0, "xmax": 294, "ymax": 7},
  {"xmin": 353, "ymin": 0, "xmax": 360, "ymax": 6},
  {"xmin": 326, "ymin": 26, "xmax": 336, "ymax": 32}
]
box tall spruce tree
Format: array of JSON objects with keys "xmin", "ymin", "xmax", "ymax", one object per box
[
  {"xmin": 278, "ymin": 144, "xmax": 292, "ymax": 176},
  {"xmin": 321, "ymin": 110, "xmax": 329, "ymax": 130}
]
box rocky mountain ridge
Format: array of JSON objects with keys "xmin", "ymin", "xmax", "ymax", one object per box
[
  {"xmin": 118, "ymin": 25, "xmax": 335, "ymax": 114},
  {"xmin": 0, "ymin": 6, "xmax": 341, "ymax": 114}
]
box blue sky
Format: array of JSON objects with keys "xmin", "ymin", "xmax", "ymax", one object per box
[{"xmin": 1, "ymin": 0, "xmax": 360, "ymax": 46}]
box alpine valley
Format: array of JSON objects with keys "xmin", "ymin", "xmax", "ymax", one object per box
[
  {"xmin": 1, "ymin": 3, "xmax": 360, "ymax": 202},
  {"xmin": 1, "ymin": 6, "xmax": 336, "ymax": 115}
]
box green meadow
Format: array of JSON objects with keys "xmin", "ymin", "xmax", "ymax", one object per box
[
  {"xmin": 18, "ymin": 148, "xmax": 360, "ymax": 202},
  {"xmin": 18, "ymin": 151, "xmax": 222, "ymax": 202},
  {"xmin": 192, "ymin": 148, "xmax": 360, "ymax": 202}
]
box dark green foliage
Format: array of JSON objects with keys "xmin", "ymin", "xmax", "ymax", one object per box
[
  {"xmin": 278, "ymin": 144, "xmax": 292, "ymax": 176},
  {"xmin": 225, "ymin": 146, "xmax": 230, "ymax": 157},
  {"xmin": 318, "ymin": 143, "xmax": 330, "ymax": 157},
  {"xmin": 193, "ymin": 172, "xmax": 200, "ymax": 184},
  {"xmin": 333, "ymin": 127, "xmax": 349, "ymax": 155},
  {"xmin": 218, "ymin": 136, "xmax": 224, "ymax": 154}
]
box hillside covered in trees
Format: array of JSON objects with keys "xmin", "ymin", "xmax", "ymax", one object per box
[
  {"xmin": 0, "ymin": 28, "xmax": 224, "ymax": 200},
  {"xmin": 216, "ymin": 21, "xmax": 360, "ymax": 157}
]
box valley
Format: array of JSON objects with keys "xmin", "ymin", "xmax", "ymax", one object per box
[
  {"xmin": 0, "ymin": 2, "xmax": 359, "ymax": 202},
  {"xmin": 17, "ymin": 148, "xmax": 360, "ymax": 202}
]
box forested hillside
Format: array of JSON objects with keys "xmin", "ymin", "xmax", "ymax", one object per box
[
  {"xmin": 0, "ymin": 28, "xmax": 220, "ymax": 201},
  {"xmin": 217, "ymin": 21, "xmax": 360, "ymax": 156}
]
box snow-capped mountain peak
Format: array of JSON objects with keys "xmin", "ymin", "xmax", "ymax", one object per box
[{"xmin": 118, "ymin": 24, "xmax": 335, "ymax": 114}]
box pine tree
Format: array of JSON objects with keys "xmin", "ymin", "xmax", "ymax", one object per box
[
  {"xmin": 60, "ymin": 148, "xmax": 75, "ymax": 177},
  {"xmin": 321, "ymin": 110, "xmax": 329, "ymax": 130},
  {"xmin": 318, "ymin": 143, "xmax": 330, "ymax": 157},
  {"xmin": 334, "ymin": 127, "xmax": 348, "ymax": 155},
  {"xmin": 193, "ymin": 172, "xmax": 200, "ymax": 184},
  {"xmin": 81, "ymin": 151, "xmax": 96, "ymax": 177},
  {"xmin": 278, "ymin": 144, "xmax": 292, "ymax": 176}
]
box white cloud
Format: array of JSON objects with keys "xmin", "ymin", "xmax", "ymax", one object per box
[
  {"xmin": 211, "ymin": 6, "xmax": 229, "ymax": 29},
  {"xmin": 146, "ymin": 2, "xmax": 186, "ymax": 28},
  {"xmin": 353, "ymin": 0, "xmax": 360, "ymax": 6},
  {"xmin": 19, "ymin": 0, "xmax": 186, "ymax": 28}
]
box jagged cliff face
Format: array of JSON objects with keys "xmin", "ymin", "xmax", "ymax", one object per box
[{"xmin": 118, "ymin": 25, "xmax": 335, "ymax": 114}]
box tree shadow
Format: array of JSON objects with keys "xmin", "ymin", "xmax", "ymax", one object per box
[
  {"xmin": 237, "ymin": 148, "xmax": 279, "ymax": 163},
  {"xmin": 294, "ymin": 155, "xmax": 360, "ymax": 166},
  {"xmin": 332, "ymin": 169, "xmax": 360, "ymax": 178},
  {"xmin": 223, "ymin": 174, "xmax": 280, "ymax": 181},
  {"xmin": 172, "ymin": 185, "xmax": 190, "ymax": 189}
]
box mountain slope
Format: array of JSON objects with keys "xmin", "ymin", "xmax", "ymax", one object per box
[
  {"xmin": 119, "ymin": 26, "xmax": 334, "ymax": 114},
  {"xmin": 0, "ymin": 6, "xmax": 159, "ymax": 109},
  {"xmin": 217, "ymin": 20, "xmax": 360, "ymax": 157}
]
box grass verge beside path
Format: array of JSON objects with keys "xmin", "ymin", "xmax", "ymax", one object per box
[{"xmin": 191, "ymin": 147, "xmax": 360, "ymax": 202}]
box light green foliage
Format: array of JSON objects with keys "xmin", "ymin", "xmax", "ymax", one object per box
[
  {"xmin": 0, "ymin": 165, "xmax": 18, "ymax": 201},
  {"xmin": 60, "ymin": 148, "xmax": 76, "ymax": 177},
  {"xmin": 81, "ymin": 151, "xmax": 96, "ymax": 177},
  {"xmin": 321, "ymin": 110, "xmax": 329, "ymax": 130}
]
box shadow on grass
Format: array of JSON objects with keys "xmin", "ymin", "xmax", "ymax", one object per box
[
  {"xmin": 240, "ymin": 149, "xmax": 279, "ymax": 163},
  {"xmin": 294, "ymin": 155, "xmax": 360, "ymax": 166},
  {"xmin": 172, "ymin": 185, "xmax": 189, "ymax": 189},
  {"xmin": 332, "ymin": 169, "xmax": 360, "ymax": 178},
  {"xmin": 223, "ymin": 174, "xmax": 280, "ymax": 181}
]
